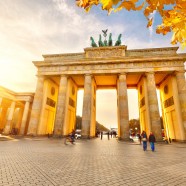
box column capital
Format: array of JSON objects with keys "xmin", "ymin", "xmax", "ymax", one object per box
[
  {"xmin": 60, "ymin": 74, "xmax": 68, "ymax": 78},
  {"xmin": 84, "ymin": 74, "xmax": 93, "ymax": 77},
  {"xmin": 145, "ymin": 71, "xmax": 155, "ymax": 75},
  {"xmin": 119, "ymin": 72, "xmax": 127, "ymax": 76},
  {"xmin": 174, "ymin": 70, "xmax": 186, "ymax": 75},
  {"xmin": 118, "ymin": 73, "xmax": 127, "ymax": 81},
  {"xmin": 36, "ymin": 75, "xmax": 45, "ymax": 79}
]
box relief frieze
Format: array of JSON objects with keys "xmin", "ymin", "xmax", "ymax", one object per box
[
  {"xmin": 38, "ymin": 61, "xmax": 183, "ymax": 75},
  {"xmin": 86, "ymin": 49, "xmax": 124, "ymax": 58},
  {"xmin": 84, "ymin": 46, "xmax": 127, "ymax": 58}
]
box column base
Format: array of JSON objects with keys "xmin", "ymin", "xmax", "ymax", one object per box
[
  {"xmin": 117, "ymin": 137, "xmax": 130, "ymax": 141},
  {"xmin": 3, "ymin": 120, "xmax": 11, "ymax": 134},
  {"xmin": 173, "ymin": 139, "xmax": 186, "ymax": 143},
  {"xmin": 26, "ymin": 133, "xmax": 37, "ymax": 137},
  {"xmin": 52, "ymin": 134, "xmax": 63, "ymax": 138},
  {"xmin": 81, "ymin": 135, "xmax": 91, "ymax": 139}
]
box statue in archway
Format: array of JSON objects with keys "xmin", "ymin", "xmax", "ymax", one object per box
[
  {"xmin": 90, "ymin": 36, "xmax": 98, "ymax": 47},
  {"xmin": 98, "ymin": 34, "xmax": 104, "ymax": 47},
  {"xmin": 108, "ymin": 33, "xmax": 113, "ymax": 46},
  {"xmin": 115, "ymin": 34, "xmax": 122, "ymax": 46}
]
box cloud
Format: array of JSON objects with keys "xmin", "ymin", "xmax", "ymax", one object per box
[
  {"xmin": 0, "ymin": 0, "xmax": 111, "ymax": 92},
  {"xmin": 148, "ymin": 11, "xmax": 157, "ymax": 41}
]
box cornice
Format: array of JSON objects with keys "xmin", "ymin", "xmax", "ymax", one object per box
[
  {"xmin": 127, "ymin": 46, "xmax": 179, "ymax": 53},
  {"xmin": 0, "ymin": 85, "xmax": 16, "ymax": 95},
  {"xmin": 15, "ymin": 94, "xmax": 34, "ymax": 102},
  {"xmin": 33, "ymin": 55, "xmax": 186, "ymax": 67},
  {"xmin": 42, "ymin": 52, "xmax": 84, "ymax": 58}
]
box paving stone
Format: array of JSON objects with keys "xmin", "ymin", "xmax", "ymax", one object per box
[{"xmin": 0, "ymin": 138, "xmax": 186, "ymax": 185}]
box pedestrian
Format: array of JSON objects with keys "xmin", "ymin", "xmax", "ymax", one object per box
[
  {"xmin": 137, "ymin": 133, "xmax": 142, "ymax": 144},
  {"xmin": 107, "ymin": 131, "xmax": 110, "ymax": 140},
  {"xmin": 70, "ymin": 129, "xmax": 76, "ymax": 144},
  {"xmin": 100, "ymin": 131, "xmax": 103, "ymax": 140},
  {"xmin": 149, "ymin": 132, "xmax": 156, "ymax": 152},
  {"xmin": 113, "ymin": 131, "xmax": 116, "ymax": 138},
  {"xmin": 110, "ymin": 131, "xmax": 113, "ymax": 138},
  {"xmin": 141, "ymin": 131, "xmax": 147, "ymax": 151}
]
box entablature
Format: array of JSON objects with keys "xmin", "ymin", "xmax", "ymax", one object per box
[
  {"xmin": 33, "ymin": 55, "xmax": 186, "ymax": 68},
  {"xmin": 38, "ymin": 46, "xmax": 185, "ymax": 66}
]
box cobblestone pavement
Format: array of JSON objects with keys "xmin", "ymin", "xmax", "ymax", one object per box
[{"xmin": 0, "ymin": 136, "xmax": 186, "ymax": 186}]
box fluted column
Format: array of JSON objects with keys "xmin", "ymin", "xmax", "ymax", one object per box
[
  {"xmin": 20, "ymin": 101, "xmax": 30, "ymax": 135},
  {"xmin": 27, "ymin": 76, "xmax": 44, "ymax": 135},
  {"xmin": 175, "ymin": 71, "xmax": 186, "ymax": 141},
  {"xmin": 117, "ymin": 73, "xmax": 129, "ymax": 140},
  {"xmin": 4, "ymin": 101, "xmax": 16, "ymax": 134},
  {"xmin": 54, "ymin": 75, "xmax": 68, "ymax": 136},
  {"xmin": 82, "ymin": 74, "xmax": 92, "ymax": 138},
  {"xmin": 146, "ymin": 72, "xmax": 162, "ymax": 141}
]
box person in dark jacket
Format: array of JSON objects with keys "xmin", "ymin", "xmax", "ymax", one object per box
[
  {"xmin": 149, "ymin": 132, "xmax": 156, "ymax": 152},
  {"xmin": 70, "ymin": 129, "xmax": 76, "ymax": 143},
  {"xmin": 141, "ymin": 131, "xmax": 147, "ymax": 151},
  {"xmin": 107, "ymin": 131, "xmax": 110, "ymax": 140},
  {"xmin": 100, "ymin": 131, "xmax": 103, "ymax": 140}
]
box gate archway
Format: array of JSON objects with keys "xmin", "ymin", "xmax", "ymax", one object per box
[{"xmin": 27, "ymin": 46, "xmax": 186, "ymax": 142}]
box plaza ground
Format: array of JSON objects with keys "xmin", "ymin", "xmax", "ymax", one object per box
[{"xmin": 0, "ymin": 135, "xmax": 186, "ymax": 186}]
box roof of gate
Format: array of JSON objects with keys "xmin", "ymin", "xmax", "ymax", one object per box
[
  {"xmin": 41, "ymin": 46, "xmax": 181, "ymax": 61},
  {"xmin": 33, "ymin": 46, "xmax": 186, "ymax": 88}
]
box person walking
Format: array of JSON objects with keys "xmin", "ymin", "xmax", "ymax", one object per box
[
  {"xmin": 107, "ymin": 131, "xmax": 110, "ymax": 140},
  {"xmin": 137, "ymin": 133, "xmax": 142, "ymax": 144},
  {"xmin": 70, "ymin": 129, "xmax": 76, "ymax": 144},
  {"xmin": 100, "ymin": 131, "xmax": 103, "ymax": 140},
  {"xmin": 141, "ymin": 131, "xmax": 147, "ymax": 151},
  {"xmin": 149, "ymin": 132, "xmax": 156, "ymax": 152}
]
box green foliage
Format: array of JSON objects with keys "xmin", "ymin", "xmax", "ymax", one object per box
[
  {"xmin": 129, "ymin": 119, "xmax": 140, "ymax": 133},
  {"xmin": 75, "ymin": 115, "xmax": 109, "ymax": 131}
]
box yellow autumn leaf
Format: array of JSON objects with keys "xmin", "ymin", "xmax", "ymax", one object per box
[
  {"xmin": 144, "ymin": 6, "xmax": 154, "ymax": 17},
  {"xmin": 147, "ymin": 18, "xmax": 153, "ymax": 27},
  {"xmin": 100, "ymin": 0, "xmax": 121, "ymax": 11},
  {"xmin": 156, "ymin": 25, "xmax": 162, "ymax": 34},
  {"xmin": 130, "ymin": 0, "xmax": 139, "ymax": 3},
  {"xmin": 76, "ymin": 0, "xmax": 99, "ymax": 9},
  {"xmin": 75, "ymin": 0, "xmax": 186, "ymax": 48},
  {"xmin": 135, "ymin": 2, "xmax": 145, "ymax": 11},
  {"xmin": 116, "ymin": 1, "xmax": 136, "ymax": 11}
]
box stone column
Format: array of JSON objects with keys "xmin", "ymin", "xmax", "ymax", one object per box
[
  {"xmin": 19, "ymin": 101, "xmax": 30, "ymax": 135},
  {"xmin": 4, "ymin": 101, "xmax": 16, "ymax": 134},
  {"xmin": 27, "ymin": 76, "xmax": 44, "ymax": 135},
  {"xmin": 146, "ymin": 72, "xmax": 162, "ymax": 141},
  {"xmin": 117, "ymin": 73, "xmax": 129, "ymax": 140},
  {"xmin": 175, "ymin": 71, "xmax": 186, "ymax": 141},
  {"xmin": 53, "ymin": 75, "xmax": 68, "ymax": 136},
  {"xmin": 82, "ymin": 74, "xmax": 92, "ymax": 138}
]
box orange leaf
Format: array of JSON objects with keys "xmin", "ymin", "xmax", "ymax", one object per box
[
  {"xmin": 147, "ymin": 18, "xmax": 153, "ymax": 27},
  {"xmin": 117, "ymin": 1, "xmax": 135, "ymax": 11},
  {"xmin": 101, "ymin": 0, "xmax": 120, "ymax": 11}
]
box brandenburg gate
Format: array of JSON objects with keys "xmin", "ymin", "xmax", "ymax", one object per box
[{"xmin": 26, "ymin": 45, "xmax": 186, "ymax": 142}]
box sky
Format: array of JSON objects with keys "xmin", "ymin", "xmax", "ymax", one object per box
[{"xmin": 0, "ymin": 0, "xmax": 185, "ymax": 128}]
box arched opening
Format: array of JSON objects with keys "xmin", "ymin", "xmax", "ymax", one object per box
[
  {"xmin": 128, "ymin": 89, "xmax": 140, "ymax": 140},
  {"xmin": 76, "ymin": 89, "xmax": 84, "ymax": 130},
  {"xmin": 96, "ymin": 89, "xmax": 117, "ymax": 128}
]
